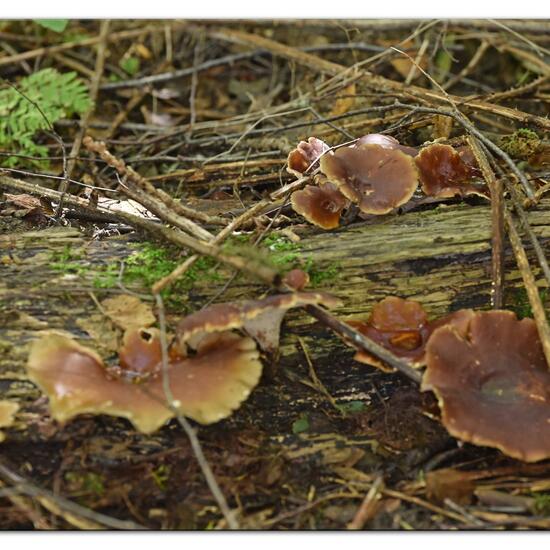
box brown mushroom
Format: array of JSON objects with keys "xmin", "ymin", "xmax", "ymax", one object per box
[
  {"xmin": 355, "ymin": 134, "xmax": 418, "ymax": 157},
  {"xmin": 177, "ymin": 291, "xmax": 342, "ymax": 354},
  {"xmin": 320, "ymin": 144, "xmax": 419, "ymax": 215},
  {"xmin": 422, "ymin": 310, "xmax": 550, "ymax": 462},
  {"xmin": 118, "ymin": 328, "xmax": 164, "ymax": 376},
  {"xmin": 287, "ymin": 137, "xmax": 331, "ymax": 177},
  {"xmin": 348, "ymin": 297, "xmax": 474, "ymax": 371},
  {"xmin": 26, "ymin": 329, "xmax": 262, "ymax": 433},
  {"xmin": 415, "ymin": 143, "xmax": 487, "ymax": 198},
  {"xmin": 282, "ymin": 269, "xmax": 310, "ymax": 291},
  {"xmin": 290, "ymin": 180, "xmax": 349, "ymax": 229}
]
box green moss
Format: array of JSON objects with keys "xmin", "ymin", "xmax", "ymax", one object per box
[
  {"xmin": 261, "ymin": 233, "xmax": 341, "ymax": 287},
  {"xmin": 49, "ymin": 245, "xmax": 87, "ymax": 275},
  {"xmin": 93, "ymin": 241, "xmax": 223, "ymax": 309},
  {"xmin": 510, "ymin": 287, "xmax": 548, "ymax": 319},
  {"xmin": 151, "ymin": 464, "xmax": 171, "ymax": 491},
  {"xmin": 499, "ymin": 129, "xmax": 541, "ymax": 160},
  {"xmin": 64, "ymin": 471, "xmax": 105, "ymax": 496},
  {"xmin": 532, "ymin": 493, "xmax": 550, "ymax": 516}
]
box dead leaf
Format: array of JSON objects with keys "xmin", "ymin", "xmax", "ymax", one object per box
[
  {"xmin": 1, "ymin": 193, "xmax": 52, "ymax": 221},
  {"xmin": 76, "ymin": 314, "xmax": 120, "ymax": 354},
  {"xmin": 101, "ymin": 294, "xmax": 155, "ymax": 332},
  {"xmin": 330, "ymin": 83, "xmax": 356, "ymax": 117},
  {"xmin": 426, "ymin": 468, "xmax": 475, "ymax": 505},
  {"xmin": 0, "ymin": 400, "xmax": 19, "ymax": 442}
]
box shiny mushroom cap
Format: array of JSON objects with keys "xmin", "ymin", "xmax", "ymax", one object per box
[
  {"xmin": 422, "ymin": 310, "xmax": 550, "ymax": 462},
  {"xmin": 282, "ymin": 269, "xmax": 310, "ymax": 291},
  {"xmin": 415, "ymin": 143, "xmax": 487, "ymax": 198},
  {"xmin": 349, "ymin": 297, "xmax": 474, "ymax": 372},
  {"xmin": 26, "ymin": 330, "xmax": 263, "ymax": 433},
  {"xmin": 290, "ymin": 180, "xmax": 349, "ymax": 229},
  {"xmin": 355, "ymin": 134, "xmax": 418, "ymax": 157},
  {"xmin": 118, "ymin": 328, "xmax": 163, "ymax": 376},
  {"xmin": 177, "ymin": 292, "xmax": 342, "ymax": 354},
  {"xmin": 287, "ymin": 137, "xmax": 331, "ymax": 177},
  {"xmin": 320, "ymin": 144, "xmax": 419, "ymax": 215}
]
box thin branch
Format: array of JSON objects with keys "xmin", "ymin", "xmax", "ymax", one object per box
[
  {"xmin": 467, "ymin": 136, "xmax": 505, "ymax": 308},
  {"xmin": 0, "ymin": 23, "xmax": 188, "ymax": 68},
  {"xmin": 0, "ymin": 459, "xmax": 145, "ymax": 530},
  {"xmin": 205, "ymin": 25, "xmax": 550, "ymax": 130},
  {"xmin": 442, "ymin": 40, "xmax": 490, "ymax": 91},
  {"xmin": 56, "ymin": 19, "xmax": 110, "ymax": 216},
  {"xmin": 505, "ymin": 210, "xmax": 550, "ymax": 370},
  {"xmin": 154, "ymin": 293, "xmax": 240, "ymax": 529},
  {"xmin": 304, "ymin": 305, "xmax": 422, "ymax": 385},
  {"xmin": 347, "ymin": 476, "xmax": 384, "ymax": 530},
  {"xmin": 82, "ymin": 137, "xmax": 221, "ymax": 239}
]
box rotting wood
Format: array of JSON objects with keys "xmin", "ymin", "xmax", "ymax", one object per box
[{"xmin": 3, "ymin": 197, "xmax": 550, "ymax": 402}]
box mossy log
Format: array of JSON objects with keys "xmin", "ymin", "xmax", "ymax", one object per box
[
  {"xmin": 2, "ymin": 198, "xmax": 550, "ymax": 424},
  {"xmin": 1, "ymin": 198, "xmax": 550, "ymax": 527}
]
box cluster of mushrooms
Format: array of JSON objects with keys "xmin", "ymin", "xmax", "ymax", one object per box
[
  {"xmin": 349, "ymin": 296, "xmax": 550, "ymax": 463},
  {"xmin": 288, "ymin": 134, "xmax": 487, "ymax": 229},
  {"xmin": 25, "ymin": 281, "xmax": 550, "ymax": 462},
  {"xmin": 22, "ymin": 133, "xmax": 550, "ymax": 463},
  {"xmin": 26, "ymin": 289, "xmax": 340, "ymax": 434}
]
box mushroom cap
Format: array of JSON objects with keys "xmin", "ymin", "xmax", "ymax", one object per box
[
  {"xmin": 287, "ymin": 137, "xmax": 331, "ymax": 177},
  {"xmin": 282, "ymin": 269, "xmax": 310, "ymax": 291},
  {"xmin": 355, "ymin": 134, "xmax": 418, "ymax": 157},
  {"xmin": 415, "ymin": 143, "xmax": 487, "ymax": 198},
  {"xmin": 177, "ymin": 292, "xmax": 342, "ymax": 354},
  {"xmin": 320, "ymin": 144, "xmax": 419, "ymax": 215},
  {"xmin": 290, "ymin": 181, "xmax": 349, "ymax": 229},
  {"xmin": 348, "ymin": 297, "xmax": 474, "ymax": 371},
  {"xmin": 422, "ymin": 310, "xmax": 550, "ymax": 462},
  {"xmin": 369, "ymin": 296, "xmax": 427, "ymax": 331},
  {"xmin": 26, "ymin": 331, "xmax": 263, "ymax": 433},
  {"xmin": 349, "ymin": 297, "xmax": 428, "ymax": 372},
  {"xmin": 118, "ymin": 328, "xmax": 163, "ymax": 375}
]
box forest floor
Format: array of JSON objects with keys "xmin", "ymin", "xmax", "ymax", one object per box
[{"xmin": 1, "ymin": 19, "xmax": 550, "ymax": 530}]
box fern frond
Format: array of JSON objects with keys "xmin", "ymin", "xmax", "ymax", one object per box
[{"xmin": 0, "ymin": 68, "xmax": 91, "ymax": 166}]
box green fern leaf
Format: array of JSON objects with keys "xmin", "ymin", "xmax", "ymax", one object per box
[{"xmin": 0, "ymin": 68, "xmax": 91, "ymax": 166}]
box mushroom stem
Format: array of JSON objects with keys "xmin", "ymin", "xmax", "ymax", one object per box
[
  {"xmin": 505, "ymin": 211, "xmax": 550, "ymax": 371},
  {"xmin": 304, "ymin": 304, "xmax": 422, "ymax": 384}
]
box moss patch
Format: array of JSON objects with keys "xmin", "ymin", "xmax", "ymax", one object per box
[
  {"xmin": 262, "ymin": 233, "xmax": 341, "ymax": 287},
  {"xmin": 499, "ymin": 128, "xmax": 541, "ymax": 160},
  {"xmin": 92, "ymin": 242, "xmax": 223, "ymax": 309},
  {"xmin": 509, "ymin": 287, "xmax": 548, "ymax": 319}
]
